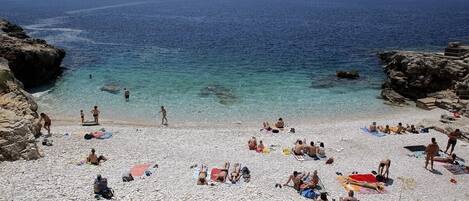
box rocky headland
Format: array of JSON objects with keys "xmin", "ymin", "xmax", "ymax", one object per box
[
  {"xmin": 379, "ymin": 44, "xmax": 469, "ymax": 116},
  {"xmin": 0, "ymin": 18, "xmax": 65, "ymax": 161}
]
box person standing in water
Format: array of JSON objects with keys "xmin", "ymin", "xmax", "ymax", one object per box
[
  {"xmin": 91, "ymin": 106, "xmax": 100, "ymax": 124},
  {"xmin": 80, "ymin": 110, "xmax": 85, "ymax": 123},
  {"xmin": 39, "ymin": 113, "xmax": 51, "ymax": 136},
  {"xmin": 159, "ymin": 106, "xmax": 168, "ymax": 125},
  {"xmin": 124, "ymin": 88, "xmax": 130, "ymax": 102}
]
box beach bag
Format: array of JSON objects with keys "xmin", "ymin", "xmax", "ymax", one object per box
[
  {"xmin": 241, "ymin": 167, "xmax": 250, "ymax": 175},
  {"xmin": 289, "ymin": 128, "xmax": 295, "ymax": 133},
  {"xmin": 301, "ymin": 188, "xmax": 316, "ymax": 199},
  {"xmin": 101, "ymin": 188, "xmax": 114, "ymax": 199},
  {"xmin": 84, "ymin": 133, "xmax": 93, "ymax": 140},
  {"xmin": 376, "ymin": 175, "xmax": 385, "ymax": 182},
  {"xmin": 272, "ymin": 129, "xmax": 279, "ymax": 133}
]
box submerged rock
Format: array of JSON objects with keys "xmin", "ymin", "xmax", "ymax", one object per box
[
  {"xmin": 199, "ymin": 84, "xmax": 237, "ymax": 105},
  {"xmin": 336, "ymin": 70, "xmax": 359, "ymax": 79},
  {"xmin": 100, "ymin": 83, "xmax": 121, "ymax": 94}
]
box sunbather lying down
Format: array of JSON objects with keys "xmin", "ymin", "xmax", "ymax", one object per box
[
  {"xmin": 197, "ymin": 164, "xmax": 208, "ymax": 185},
  {"xmin": 216, "ymin": 162, "xmax": 230, "ymax": 183},
  {"xmin": 229, "ymin": 163, "xmax": 241, "ymax": 184},
  {"xmin": 345, "ymin": 177, "xmax": 384, "ymax": 192},
  {"xmin": 434, "ymin": 153, "xmax": 457, "ymax": 164}
]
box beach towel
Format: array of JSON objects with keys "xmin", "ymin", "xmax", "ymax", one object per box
[
  {"xmin": 300, "ymin": 189, "xmax": 317, "ymax": 199},
  {"xmin": 443, "ymin": 164, "xmax": 469, "ymax": 175},
  {"xmin": 282, "ymin": 148, "xmax": 291, "ymax": 156},
  {"xmin": 337, "ymin": 176, "xmax": 387, "ymax": 194},
  {"xmin": 131, "ymin": 163, "xmax": 151, "ymax": 177},
  {"xmin": 404, "ymin": 145, "xmax": 426, "ymax": 152},
  {"xmin": 407, "ymin": 150, "xmax": 445, "ymax": 159},
  {"xmin": 210, "ymin": 168, "xmax": 222, "ymax": 181},
  {"xmin": 294, "ymin": 154, "xmax": 305, "ymax": 161},
  {"xmin": 360, "ymin": 127, "xmax": 386, "ymax": 137},
  {"xmin": 92, "ymin": 131, "xmax": 104, "ymax": 138},
  {"xmin": 349, "ymin": 174, "xmax": 377, "ymax": 183},
  {"xmin": 96, "ymin": 132, "xmax": 113, "ymax": 139}
]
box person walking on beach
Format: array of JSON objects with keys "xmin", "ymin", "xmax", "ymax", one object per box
[
  {"xmin": 425, "ymin": 138, "xmax": 439, "ymax": 171},
  {"xmin": 91, "ymin": 106, "xmax": 100, "ymax": 124},
  {"xmin": 124, "ymin": 88, "xmax": 130, "ymax": 102},
  {"xmin": 445, "ymin": 129, "xmax": 461, "ymax": 155},
  {"xmin": 159, "ymin": 106, "xmax": 168, "ymax": 125},
  {"xmin": 39, "ymin": 113, "xmax": 51, "ymax": 136},
  {"xmin": 80, "ymin": 110, "xmax": 85, "ymax": 123}
]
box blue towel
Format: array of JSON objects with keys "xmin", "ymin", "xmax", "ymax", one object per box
[{"xmin": 360, "ymin": 127, "xmax": 386, "ymax": 137}]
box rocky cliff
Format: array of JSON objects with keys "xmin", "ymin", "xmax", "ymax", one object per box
[
  {"xmin": 379, "ymin": 50, "xmax": 469, "ymax": 115},
  {"xmin": 0, "ymin": 18, "xmax": 65, "ymax": 88},
  {"xmin": 0, "ymin": 18, "xmax": 64, "ymax": 161}
]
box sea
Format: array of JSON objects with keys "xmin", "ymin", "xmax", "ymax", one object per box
[{"xmin": 2, "ymin": 0, "xmax": 469, "ymax": 126}]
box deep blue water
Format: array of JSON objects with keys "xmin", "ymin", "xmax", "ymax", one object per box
[{"xmin": 2, "ymin": 0, "xmax": 469, "ymax": 125}]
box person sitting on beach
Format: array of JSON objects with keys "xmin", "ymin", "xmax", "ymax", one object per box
[
  {"xmin": 396, "ymin": 122, "xmax": 405, "ymax": 134},
  {"xmin": 306, "ymin": 141, "xmax": 318, "ymax": 158},
  {"xmin": 378, "ymin": 159, "xmax": 391, "ymax": 180},
  {"xmin": 257, "ymin": 140, "xmax": 265, "ymax": 152},
  {"xmin": 39, "ymin": 113, "xmax": 52, "ymax": 136},
  {"xmin": 317, "ymin": 142, "xmax": 326, "ymax": 158},
  {"xmin": 80, "ymin": 110, "xmax": 85, "ymax": 124},
  {"xmin": 369, "ymin": 122, "xmax": 377, "ymax": 132},
  {"xmin": 197, "ymin": 164, "xmax": 209, "ymax": 185},
  {"xmin": 94, "ymin": 174, "xmax": 113, "ymax": 199},
  {"xmin": 275, "ymin": 118, "xmax": 285, "ymax": 129},
  {"xmin": 339, "ymin": 190, "xmax": 358, "ymax": 201},
  {"xmin": 87, "ymin": 148, "xmax": 107, "ymax": 165},
  {"xmin": 91, "ymin": 106, "xmax": 100, "ymax": 124},
  {"xmin": 215, "ymin": 162, "xmax": 230, "ymax": 183},
  {"xmin": 229, "ymin": 163, "xmax": 242, "ymax": 183},
  {"xmin": 248, "ymin": 137, "xmax": 257, "ymax": 150},
  {"xmin": 409, "ymin": 125, "xmax": 419, "ymax": 134},
  {"xmin": 283, "ymin": 171, "xmax": 309, "ymax": 191},
  {"xmin": 434, "ymin": 153, "xmax": 457, "ymax": 164},
  {"xmin": 425, "ymin": 138, "xmax": 440, "ymax": 171},
  {"xmin": 292, "ymin": 140, "xmax": 305, "ymax": 156},
  {"xmin": 378, "ymin": 125, "xmax": 391, "ymax": 134},
  {"xmin": 262, "ymin": 122, "xmax": 272, "ymax": 131}
]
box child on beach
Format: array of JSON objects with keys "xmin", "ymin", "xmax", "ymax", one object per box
[
  {"xmin": 80, "ymin": 110, "xmax": 84, "ymax": 123},
  {"xmin": 256, "ymin": 141, "xmax": 265, "ymax": 152}
]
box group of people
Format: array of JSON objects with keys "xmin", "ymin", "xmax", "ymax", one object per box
[
  {"xmin": 424, "ymin": 128, "xmax": 462, "ymax": 171},
  {"xmin": 80, "ymin": 106, "xmax": 101, "ymax": 124},
  {"xmin": 369, "ymin": 122, "xmax": 420, "ymax": 134},
  {"xmin": 292, "ymin": 139, "xmax": 326, "ymax": 159},
  {"xmin": 261, "ymin": 118, "xmax": 285, "ymax": 133},
  {"xmin": 197, "ymin": 162, "xmax": 249, "ymax": 185},
  {"xmin": 247, "ymin": 137, "xmax": 265, "ymax": 152}
]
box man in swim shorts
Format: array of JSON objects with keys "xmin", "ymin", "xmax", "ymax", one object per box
[
  {"xmin": 284, "ymin": 171, "xmax": 309, "ymax": 191},
  {"xmin": 369, "ymin": 122, "xmax": 377, "ymax": 132},
  {"xmin": 91, "ymin": 106, "xmax": 100, "ymax": 124},
  {"xmin": 87, "ymin": 148, "xmax": 107, "ymax": 165},
  {"xmin": 425, "ymin": 138, "xmax": 440, "ymax": 171},
  {"xmin": 275, "ymin": 118, "xmax": 285, "ymax": 129},
  {"xmin": 306, "ymin": 141, "xmax": 317, "ymax": 158},
  {"xmin": 378, "ymin": 159, "xmax": 391, "ymax": 180},
  {"xmin": 159, "ymin": 106, "xmax": 168, "ymax": 125},
  {"xmin": 445, "ymin": 129, "xmax": 461, "ymax": 155},
  {"xmin": 293, "ymin": 140, "xmax": 305, "ymax": 155}
]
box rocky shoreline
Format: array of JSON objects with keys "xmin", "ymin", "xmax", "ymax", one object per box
[
  {"xmin": 379, "ymin": 46, "xmax": 469, "ymax": 116},
  {"xmin": 0, "ymin": 18, "xmax": 64, "ymax": 161}
]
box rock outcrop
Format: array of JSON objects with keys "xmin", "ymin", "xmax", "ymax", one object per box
[
  {"xmin": 379, "ymin": 49, "xmax": 469, "ymax": 116},
  {"xmin": 0, "ymin": 18, "xmax": 64, "ymax": 161},
  {"xmin": 0, "ymin": 58, "xmax": 41, "ymax": 161},
  {"xmin": 336, "ymin": 70, "xmax": 359, "ymax": 79},
  {"xmin": 0, "ymin": 18, "xmax": 65, "ymax": 88}
]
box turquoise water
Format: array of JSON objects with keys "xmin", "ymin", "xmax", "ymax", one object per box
[{"xmin": 2, "ymin": 0, "xmax": 469, "ymax": 124}]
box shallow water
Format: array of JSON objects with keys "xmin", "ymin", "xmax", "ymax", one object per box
[{"xmin": 2, "ymin": 0, "xmax": 469, "ymax": 124}]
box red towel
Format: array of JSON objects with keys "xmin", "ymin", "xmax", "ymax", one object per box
[
  {"xmin": 131, "ymin": 163, "xmax": 151, "ymax": 177},
  {"xmin": 349, "ymin": 174, "xmax": 377, "ymax": 183},
  {"xmin": 210, "ymin": 168, "xmax": 222, "ymax": 181}
]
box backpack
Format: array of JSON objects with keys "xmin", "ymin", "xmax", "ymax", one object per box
[
  {"xmin": 241, "ymin": 167, "xmax": 250, "ymax": 175},
  {"xmin": 84, "ymin": 133, "xmax": 93, "ymax": 140},
  {"xmin": 300, "ymin": 188, "xmax": 316, "ymax": 199}
]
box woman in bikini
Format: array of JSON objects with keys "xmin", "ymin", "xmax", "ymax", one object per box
[
  {"xmin": 229, "ymin": 163, "xmax": 242, "ymax": 183},
  {"xmin": 197, "ymin": 164, "xmax": 208, "ymax": 185}
]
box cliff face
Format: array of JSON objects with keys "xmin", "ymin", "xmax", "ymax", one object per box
[
  {"xmin": 0, "ymin": 18, "xmax": 64, "ymax": 161},
  {"xmin": 379, "ymin": 50, "xmax": 469, "ymax": 115},
  {"xmin": 0, "ymin": 18, "xmax": 65, "ymax": 88}
]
